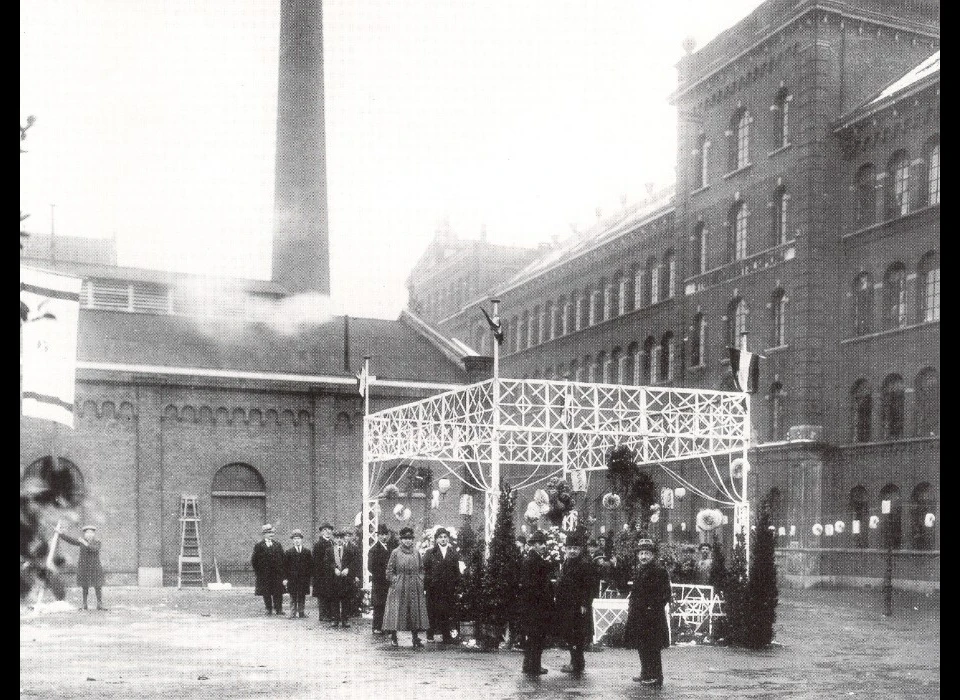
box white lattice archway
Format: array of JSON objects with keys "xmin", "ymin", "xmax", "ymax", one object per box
[{"xmin": 360, "ymin": 376, "xmax": 752, "ymax": 590}]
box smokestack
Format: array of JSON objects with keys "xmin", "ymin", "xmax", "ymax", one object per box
[{"xmin": 273, "ymin": 0, "xmax": 331, "ymax": 295}]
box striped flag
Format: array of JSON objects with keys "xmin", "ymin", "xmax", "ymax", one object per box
[
  {"xmin": 727, "ymin": 347, "xmax": 760, "ymax": 394},
  {"xmin": 21, "ymin": 266, "xmax": 83, "ymax": 427},
  {"xmin": 480, "ymin": 307, "xmax": 504, "ymax": 345},
  {"xmin": 356, "ymin": 364, "xmax": 369, "ymax": 398}
]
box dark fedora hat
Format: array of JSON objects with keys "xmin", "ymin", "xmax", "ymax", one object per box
[
  {"xmin": 398, "ymin": 527, "xmax": 415, "ymax": 539},
  {"xmin": 376, "ymin": 523, "xmax": 390, "ymax": 535},
  {"xmin": 434, "ymin": 527, "xmax": 450, "ymax": 539}
]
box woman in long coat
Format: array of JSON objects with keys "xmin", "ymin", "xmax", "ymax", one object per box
[
  {"xmin": 382, "ymin": 527, "xmax": 429, "ymax": 648},
  {"xmin": 624, "ymin": 539, "xmax": 672, "ymax": 687},
  {"xmin": 57, "ymin": 524, "xmax": 106, "ymax": 610}
]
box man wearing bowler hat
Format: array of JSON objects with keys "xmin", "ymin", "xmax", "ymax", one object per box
[
  {"xmin": 56, "ymin": 523, "xmax": 106, "ymax": 611},
  {"xmin": 624, "ymin": 538, "xmax": 672, "ymax": 687},
  {"xmin": 369, "ymin": 524, "xmax": 394, "ymax": 634},
  {"xmin": 312, "ymin": 523, "xmax": 335, "ymax": 622},
  {"xmin": 251, "ymin": 524, "xmax": 285, "ymax": 616},
  {"xmin": 555, "ymin": 530, "xmax": 599, "ymax": 675},
  {"xmin": 284, "ymin": 529, "xmax": 312, "ymax": 618},
  {"xmin": 423, "ymin": 527, "xmax": 461, "ymax": 644},
  {"xmin": 518, "ymin": 529, "xmax": 553, "ymax": 675}
]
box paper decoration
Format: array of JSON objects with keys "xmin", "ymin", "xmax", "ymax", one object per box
[
  {"xmin": 925, "ymin": 513, "xmax": 936, "ymax": 528},
  {"xmin": 401, "ymin": 507, "xmax": 412, "ymax": 521},
  {"xmin": 680, "ymin": 522, "xmax": 687, "ymax": 532},
  {"xmin": 789, "ymin": 525, "xmax": 796, "ymax": 536},
  {"xmin": 533, "ymin": 489, "xmax": 550, "ymax": 506},
  {"xmin": 459, "ymin": 494, "xmax": 474, "ymax": 516},
  {"xmin": 650, "ymin": 512, "xmax": 660, "ymax": 524},
  {"xmin": 812, "ymin": 523, "xmax": 823, "ymax": 536},
  {"xmin": 777, "ymin": 526, "xmax": 786, "ymax": 536},
  {"xmin": 661, "ymin": 488, "xmax": 675, "ymax": 510},
  {"xmin": 869, "ymin": 515, "xmax": 880, "ymax": 529},
  {"xmin": 834, "ymin": 521, "xmax": 845, "ymax": 534},
  {"xmin": 696, "ymin": 509, "xmax": 724, "ymax": 532},
  {"xmin": 569, "ymin": 469, "xmax": 588, "ymax": 493},
  {"xmin": 722, "ymin": 515, "xmax": 730, "ymax": 525},
  {"xmin": 881, "ymin": 499, "xmax": 891, "ymax": 514},
  {"xmin": 666, "ymin": 523, "xmax": 673, "ymax": 532},
  {"xmin": 393, "ymin": 504, "xmax": 404, "ymax": 517},
  {"xmin": 437, "ymin": 478, "xmax": 451, "ymax": 494},
  {"xmin": 852, "ymin": 520, "xmax": 861, "ymax": 534},
  {"xmin": 525, "ymin": 502, "xmax": 541, "ymax": 520},
  {"xmin": 824, "ymin": 524, "xmax": 834, "ymax": 536},
  {"xmin": 431, "ymin": 490, "xmax": 440, "ymax": 509},
  {"xmin": 354, "ymin": 512, "xmax": 362, "ymax": 527},
  {"xmin": 674, "ymin": 487, "xmax": 687, "ymax": 501}
]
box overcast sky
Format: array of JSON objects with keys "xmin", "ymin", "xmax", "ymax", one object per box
[{"xmin": 20, "ymin": 0, "xmax": 763, "ymax": 319}]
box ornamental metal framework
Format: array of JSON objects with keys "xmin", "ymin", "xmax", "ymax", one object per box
[{"xmin": 360, "ymin": 376, "xmax": 751, "ymax": 590}]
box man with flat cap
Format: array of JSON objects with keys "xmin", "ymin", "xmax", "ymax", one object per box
[
  {"xmin": 518, "ymin": 529, "xmax": 553, "ymax": 675},
  {"xmin": 284, "ymin": 529, "xmax": 313, "ymax": 618},
  {"xmin": 625, "ymin": 538, "xmax": 672, "ymax": 687},
  {"xmin": 56, "ymin": 523, "xmax": 106, "ymax": 611},
  {"xmin": 423, "ymin": 526, "xmax": 461, "ymax": 644},
  {"xmin": 555, "ymin": 530, "xmax": 599, "ymax": 675},
  {"xmin": 312, "ymin": 523, "xmax": 335, "ymax": 622},
  {"xmin": 251, "ymin": 524, "xmax": 285, "ymax": 616},
  {"xmin": 369, "ymin": 524, "xmax": 394, "ymax": 634}
]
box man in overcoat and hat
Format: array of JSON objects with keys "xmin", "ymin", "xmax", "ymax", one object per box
[
  {"xmin": 517, "ymin": 529, "xmax": 553, "ymax": 675},
  {"xmin": 624, "ymin": 538, "xmax": 673, "ymax": 687},
  {"xmin": 327, "ymin": 529, "xmax": 361, "ymax": 627},
  {"xmin": 554, "ymin": 530, "xmax": 599, "ymax": 675},
  {"xmin": 423, "ymin": 526, "xmax": 461, "ymax": 644},
  {"xmin": 368, "ymin": 524, "xmax": 394, "ymax": 634},
  {"xmin": 283, "ymin": 529, "xmax": 312, "ymax": 618},
  {"xmin": 312, "ymin": 523, "xmax": 335, "ymax": 621},
  {"xmin": 56, "ymin": 523, "xmax": 106, "ymax": 611},
  {"xmin": 251, "ymin": 524, "xmax": 285, "ymax": 615}
]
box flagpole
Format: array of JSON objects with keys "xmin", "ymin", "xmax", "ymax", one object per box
[
  {"xmin": 360, "ymin": 355, "xmax": 372, "ymax": 592},
  {"xmin": 740, "ymin": 332, "xmax": 751, "ymax": 566},
  {"xmin": 486, "ymin": 299, "xmax": 502, "ymax": 554}
]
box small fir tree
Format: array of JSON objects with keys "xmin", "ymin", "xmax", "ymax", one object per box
[
  {"xmin": 717, "ymin": 530, "xmax": 749, "ymax": 645},
  {"xmin": 744, "ymin": 508, "xmax": 779, "ymax": 648},
  {"xmin": 480, "ymin": 482, "xmax": 522, "ymax": 648}
]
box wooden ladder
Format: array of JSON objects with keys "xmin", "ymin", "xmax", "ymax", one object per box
[{"xmin": 177, "ymin": 495, "xmax": 205, "ymax": 589}]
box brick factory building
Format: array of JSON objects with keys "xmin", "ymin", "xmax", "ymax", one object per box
[{"xmin": 409, "ymin": 0, "xmax": 939, "ymax": 589}]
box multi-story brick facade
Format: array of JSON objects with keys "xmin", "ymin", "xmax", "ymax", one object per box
[{"xmin": 420, "ymin": 0, "xmax": 939, "ymax": 589}]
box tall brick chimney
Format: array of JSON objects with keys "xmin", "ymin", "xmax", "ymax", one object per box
[{"xmin": 272, "ymin": 0, "xmax": 331, "ymax": 295}]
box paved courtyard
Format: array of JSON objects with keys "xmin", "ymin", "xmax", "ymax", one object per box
[{"xmin": 20, "ymin": 586, "xmax": 939, "ymax": 699}]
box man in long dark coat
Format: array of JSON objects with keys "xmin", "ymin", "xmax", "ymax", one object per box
[
  {"xmin": 312, "ymin": 523, "xmax": 335, "ymax": 621},
  {"xmin": 368, "ymin": 524, "xmax": 394, "ymax": 633},
  {"xmin": 554, "ymin": 531, "xmax": 599, "ymax": 675},
  {"xmin": 283, "ymin": 529, "xmax": 313, "ymax": 618},
  {"xmin": 624, "ymin": 538, "xmax": 673, "ymax": 687},
  {"xmin": 423, "ymin": 527, "xmax": 461, "ymax": 643},
  {"xmin": 517, "ymin": 530, "xmax": 553, "ymax": 675},
  {"xmin": 56, "ymin": 523, "xmax": 106, "ymax": 611},
  {"xmin": 327, "ymin": 530, "xmax": 361, "ymax": 627},
  {"xmin": 251, "ymin": 524, "xmax": 285, "ymax": 615}
]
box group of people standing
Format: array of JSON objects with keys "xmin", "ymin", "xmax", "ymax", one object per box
[{"xmin": 251, "ymin": 522, "xmax": 360, "ymax": 625}]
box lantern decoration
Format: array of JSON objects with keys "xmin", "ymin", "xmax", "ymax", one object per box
[
  {"xmin": 730, "ymin": 457, "xmax": 747, "ymax": 480},
  {"xmin": 674, "ymin": 487, "xmax": 687, "ymax": 501},
  {"xmin": 431, "ymin": 490, "xmax": 440, "ymax": 509},
  {"xmin": 721, "ymin": 515, "xmax": 730, "ymax": 525},
  {"xmin": 680, "ymin": 522, "xmax": 687, "ymax": 532},
  {"xmin": 768, "ymin": 525, "xmax": 776, "ymax": 531},
  {"xmin": 824, "ymin": 524, "xmax": 834, "ymax": 536},
  {"xmin": 459, "ymin": 494, "xmax": 474, "ymax": 516},
  {"xmin": 602, "ymin": 493, "xmax": 621, "ymax": 510},
  {"xmin": 533, "ymin": 489, "xmax": 550, "ymax": 506},
  {"xmin": 380, "ymin": 484, "xmax": 400, "ymax": 500},
  {"xmin": 660, "ymin": 488, "xmax": 675, "ymax": 510},
  {"xmin": 599, "ymin": 525, "xmax": 606, "ymax": 534},
  {"xmin": 393, "ymin": 503, "xmax": 404, "ymax": 517},
  {"xmin": 400, "ymin": 507, "xmax": 412, "ymax": 521},
  {"xmin": 437, "ymin": 478, "xmax": 451, "ymax": 495},
  {"xmin": 789, "ymin": 525, "xmax": 796, "ymax": 536},
  {"xmin": 852, "ymin": 520, "xmax": 861, "ymax": 534},
  {"xmin": 650, "ymin": 511, "xmax": 660, "ymax": 524},
  {"xmin": 924, "ymin": 513, "xmax": 936, "ymax": 528},
  {"xmin": 666, "ymin": 523, "xmax": 673, "ymax": 533},
  {"xmin": 622, "ymin": 523, "xmax": 630, "ymax": 532},
  {"xmin": 354, "ymin": 511, "xmax": 362, "ymax": 527},
  {"xmin": 834, "ymin": 521, "xmax": 845, "ymax": 534},
  {"xmin": 881, "ymin": 499, "xmax": 892, "ymax": 515},
  {"xmin": 812, "ymin": 523, "xmax": 823, "ymax": 536},
  {"xmin": 696, "ymin": 508, "xmax": 724, "ymax": 532},
  {"xmin": 525, "ymin": 501, "xmax": 541, "ymax": 521},
  {"xmin": 539, "ymin": 503, "xmax": 550, "ymax": 515},
  {"xmin": 569, "ymin": 468, "xmax": 588, "ymax": 493},
  {"xmin": 777, "ymin": 526, "xmax": 786, "ymax": 537},
  {"xmin": 869, "ymin": 515, "xmax": 880, "ymax": 529}
]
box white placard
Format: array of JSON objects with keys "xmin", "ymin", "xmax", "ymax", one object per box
[{"xmin": 881, "ymin": 499, "xmax": 891, "ymax": 514}]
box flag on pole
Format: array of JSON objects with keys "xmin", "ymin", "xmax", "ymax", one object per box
[
  {"xmin": 480, "ymin": 307, "xmax": 504, "ymax": 345},
  {"xmin": 727, "ymin": 347, "xmax": 759, "ymax": 393},
  {"xmin": 356, "ymin": 364, "xmax": 369, "ymax": 398},
  {"xmin": 21, "ymin": 266, "xmax": 83, "ymax": 427}
]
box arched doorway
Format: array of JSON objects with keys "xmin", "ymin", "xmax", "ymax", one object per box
[
  {"xmin": 211, "ymin": 463, "xmax": 266, "ymax": 584},
  {"xmin": 22, "ymin": 457, "xmax": 88, "ymax": 572}
]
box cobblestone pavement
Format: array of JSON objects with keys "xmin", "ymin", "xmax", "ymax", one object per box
[{"xmin": 20, "ymin": 586, "xmax": 939, "ymax": 699}]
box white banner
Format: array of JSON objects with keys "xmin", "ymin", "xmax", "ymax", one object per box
[
  {"xmin": 20, "ymin": 266, "xmax": 83, "ymax": 427},
  {"xmin": 569, "ymin": 468, "xmax": 587, "ymax": 493}
]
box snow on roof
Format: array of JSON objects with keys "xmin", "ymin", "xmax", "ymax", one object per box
[{"xmin": 868, "ymin": 51, "xmax": 939, "ymax": 107}]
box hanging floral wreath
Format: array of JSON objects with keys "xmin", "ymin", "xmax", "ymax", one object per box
[
  {"xmin": 380, "ymin": 484, "xmax": 400, "ymax": 500},
  {"xmin": 602, "ymin": 493, "xmax": 621, "ymax": 510},
  {"xmin": 695, "ymin": 508, "xmax": 724, "ymax": 532}
]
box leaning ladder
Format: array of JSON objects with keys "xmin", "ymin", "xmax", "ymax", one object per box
[{"xmin": 177, "ymin": 495, "xmax": 205, "ymax": 589}]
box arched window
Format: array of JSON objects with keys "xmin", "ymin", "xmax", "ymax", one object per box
[
  {"xmin": 660, "ymin": 332, "xmax": 674, "ymax": 381},
  {"xmin": 851, "ymin": 380, "xmax": 872, "ymax": 442},
  {"xmin": 765, "ymin": 487, "xmax": 785, "ymax": 530},
  {"xmin": 544, "ymin": 301, "xmax": 554, "ymax": 341},
  {"xmin": 694, "ymin": 134, "xmax": 710, "ymax": 189},
  {"xmin": 531, "ymin": 306, "xmax": 541, "ymax": 346},
  {"xmin": 773, "ymin": 89, "xmax": 791, "ymax": 149},
  {"xmin": 729, "ymin": 200, "xmax": 749, "ymax": 261},
  {"xmin": 581, "ymin": 287, "xmax": 592, "ymax": 328},
  {"xmin": 612, "ymin": 272, "xmax": 624, "ymax": 316},
  {"xmin": 924, "ymin": 137, "xmax": 940, "ymax": 206},
  {"xmin": 334, "ymin": 411, "xmax": 353, "ymax": 436},
  {"xmin": 592, "ymin": 285, "xmax": 604, "ymax": 325},
  {"xmin": 692, "ymin": 223, "xmax": 708, "ymax": 274},
  {"xmin": 620, "ymin": 269, "xmax": 633, "ymax": 314},
  {"xmin": 508, "ymin": 315, "xmax": 518, "ymax": 353},
  {"xmin": 585, "ymin": 354, "xmax": 595, "ymax": 383},
  {"xmin": 729, "ymin": 109, "xmax": 751, "ymax": 171},
  {"xmin": 886, "ymin": 150, "xmax": 910, "ymax": 218},
  {"xmin": 597, "ymin": 351, "xmax": 609, "ymax": 384},
  {"xmin": 772, "ymin": 187, "xmax": 789, "ymax": 245},
  {"xmin": 879, "ymin": 483, "xmax": 902, "ymax": 549},
  {"xmin": 632, "ymin": 265, "xmax": 644, "ymax": 309},
  {"xmin": 664, "ymin": 250, "xmax": 676, "ymax": 299},
  {"xmin": 917, "ymin": 251, "xmax": 940, "ymax": 323},
  {"xmin": 568, "ymin": 293, "xmax": 579, "ymax": 333},
  {"xmin": 882, "ymin": 263, "xmax": 907, "ymax": 330},
  {"xmin": 570, "ymin": 359, "xmax": 580, "ymax": 382},
  {"xmin": 852, "ymin": 273, "xmax": 873, "ymax": 336},
  {"xmin": 626, "ymin": 342, "xmax": 638, "ymax": 385},
  {"xmin": 611, "ymin": 347, "xmax": 624, "ymax": 384},
  {"xmin": 727, "ymin": 297, "xmax": 747, "ymax": 347},
  {"xmin": 855, "ymin": 163, "xmax": 877, "ymax": 227},
  {"xmin": 771, "ymin": 289, "xmax": 787, "ymax": 347},
  {"xmin": 914, "ymin": 368, "xmax": 939, "ymax": 437},
  {"xmin": 603, "ymin": 278, "xmax": 615, "ymax": 321},
  {"xmin": 647, "ymin": 258, "xmax": 660, "ymax": 305},
  {"xmin": 849, "ymin": 486, "xmax": 869, "ymax": 549},
  {"xmin": 690, "ymin": 313, "xmax": 706, "ymax": 367},
  {"xmin": 642, "ymin": 337, "xmax": 655, "ymax": 384},
  {"xmin": 910, "ymin": 482, "xmax": 936, "ymax": 550},
  {"xmin": 213, "ymin": 463, "xmax": 266, "ymax": 494},
  {"xmin": 22, "ymin": 457, "xmax": 86, "ymax": 505},
  {"xmin": 881, "ymin": 374, "xmax": 905, "ymax": 439},
  {"xmin": 520, "ymin": 310, "xmax": 529, "ymax": 351},
  {"xmin": 768, "ymin": 382, "xmax": 784, "ymax": 440}
]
